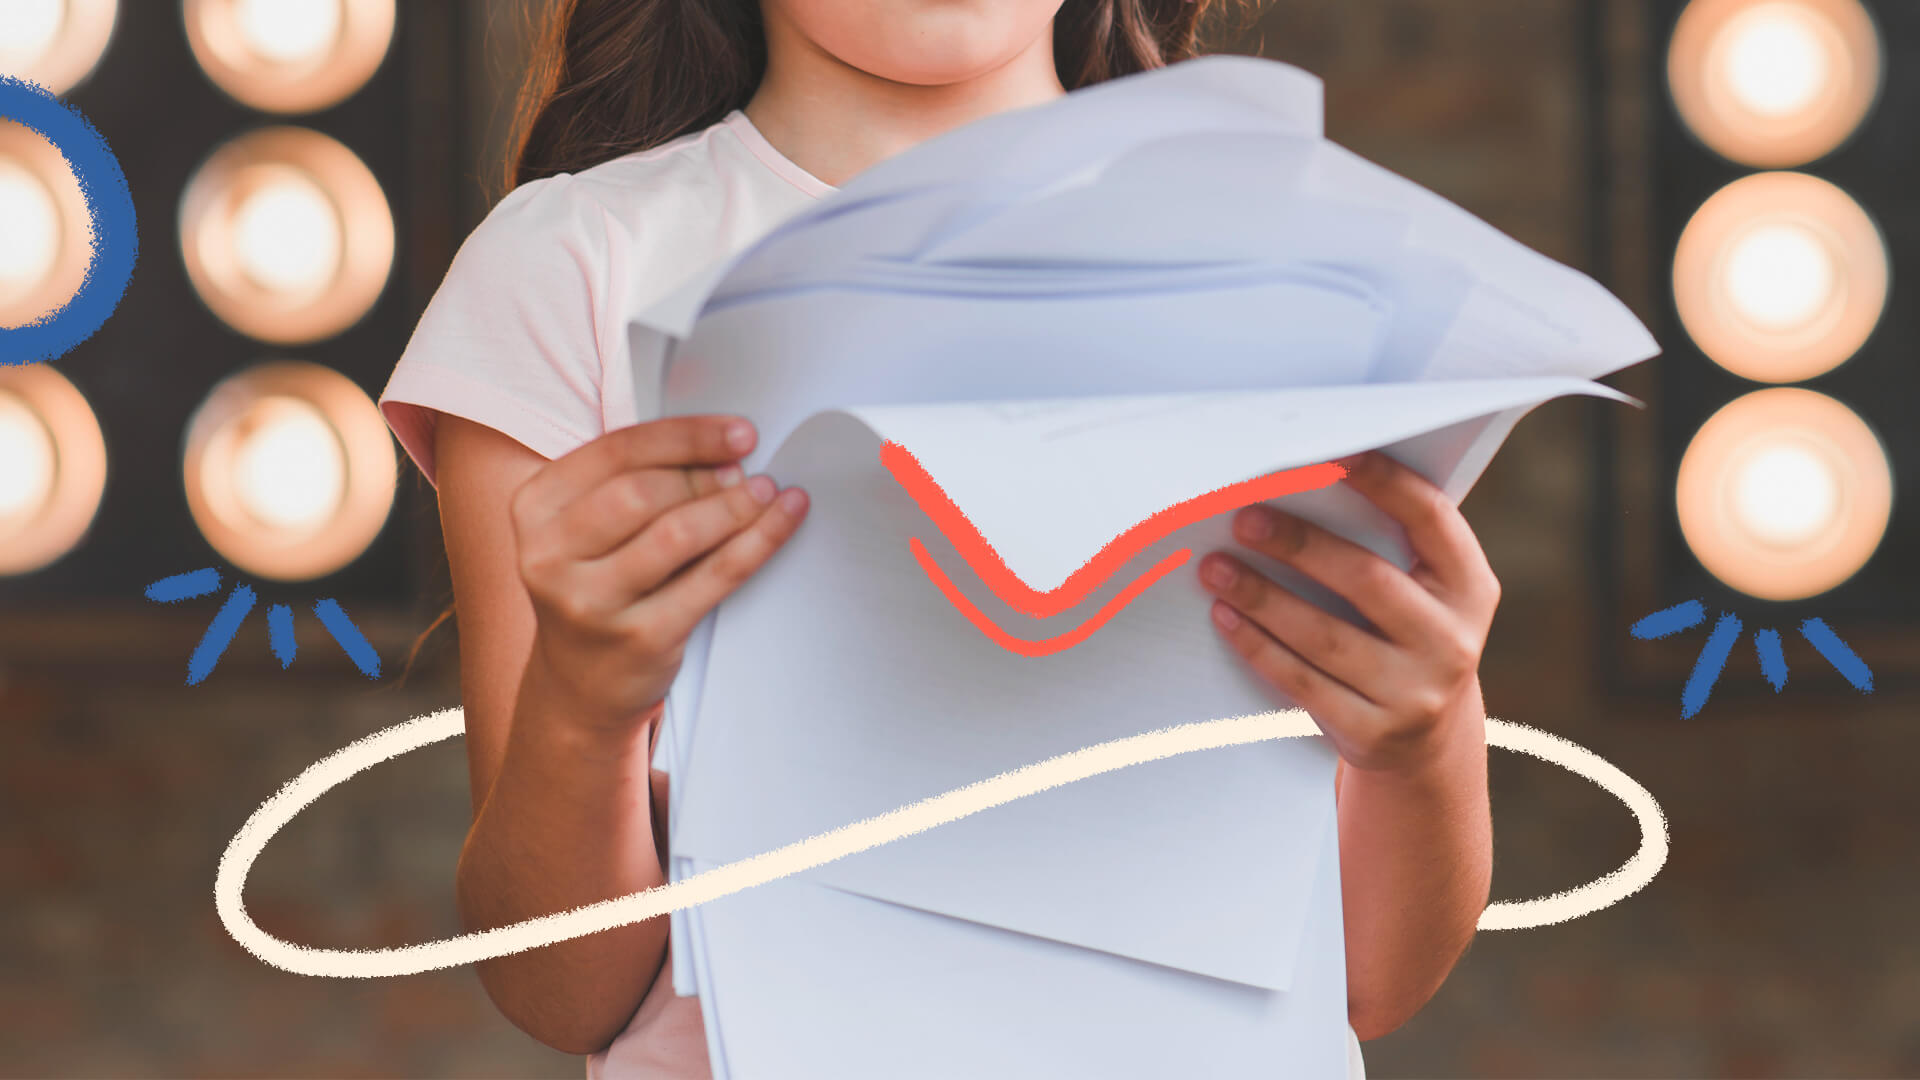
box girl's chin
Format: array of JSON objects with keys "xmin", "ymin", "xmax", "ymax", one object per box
[
  {"xmin": 841, "ymin": 41, "xmax": 1048, "ymax": 90},
  {"xmin": 794, "ymin": 4, "xmax": 1059, "ymax": 89}
]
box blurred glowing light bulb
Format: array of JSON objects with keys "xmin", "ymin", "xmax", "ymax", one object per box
[
  {"xmin": 1677, "ymin": 388, "xmax": 1889, "ymax": 601},
  {"xmin": 0, "ymin": 390, "xmax": 56, "ymax": 522},
  {"xmin": 232, "ymin": 172, "xmax": 343, "ymax": 296},
  {"xmin": 1669, "ymin": 0, "xmax": 1880, "ymax": 168},
  {"xmin": 0, "ymin": 0, "xmax": 66, "ymax": 70},
  {"xmin": 1723, "ymin": 221, "xmax": 1836, "ymax": 332},
  {"xmin": 230, "ymin": 396, "xmax": 346, "ymax": 531},
  {"xmin": 235, "ymin": 0, "xmax": 342, "ymax": 65},
  {"xmin": 0, "ymin": 159, "xmax": 61, "ymax": 299},
  {"xmin": 1723, "ymin": 3, "xmax": 1830, "ymax": 117},
  {"xmin": 1732, "ymin": 440, "xmax": 1838, "ymax": 548}
]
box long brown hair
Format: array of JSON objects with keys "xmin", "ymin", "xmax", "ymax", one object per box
[{"xmin": 401, "ymin": 0, "xmax": 1246, "ymax": 684}]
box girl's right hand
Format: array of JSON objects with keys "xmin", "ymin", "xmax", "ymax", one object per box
[{"xmin": 508, "ymin": 414, "xmax": 809, "ymax": 733}]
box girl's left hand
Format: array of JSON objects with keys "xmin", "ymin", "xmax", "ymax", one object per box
[{"xmin": 1198, "ymin": 450, "xmax": 1501, "ymax": 775}]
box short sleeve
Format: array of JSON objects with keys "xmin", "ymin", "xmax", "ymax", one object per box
[{"xmin": 379, "ymin": 173, "xmax": 612, "ymax": 489}]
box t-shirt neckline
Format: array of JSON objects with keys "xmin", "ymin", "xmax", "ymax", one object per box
[{"xmin": 723, "ymin": 109, "xmax": 838, "ymax": 200}]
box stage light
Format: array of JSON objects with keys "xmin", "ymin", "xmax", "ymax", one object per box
[
  {"xmin": 0, "ymin": 1, "xmax": 65, "ymax": 70},
  {"xmin": 1675, "ymin": 388, "xmax": 1891, "ymax": 602},
  {"xmin": 183, "ymin": 0, "xmax": 394, "ymax": 115},
  {"xmin": 0, "ymin": 391, "xmax": 56, "ymax": 523},
  {"xmin": 1668, "ymin": 0, "xmax": 1882, "ymax": 168},
  {"xmin": 0, "ymin": 364, "xmax": 108, "ymax": 577},
  {"xmin": 235, "ymin": 0, "xmax": 344, "ymax": 65},
  {"xmin": 0, "ymin": 160, "xmax": 60, "ymax": 297},
  {"xmin": 1722, "ymin": 222, "xmax": 1834, "ymax": 331},
  {"xmin": 182, "ymin": 361, "xmax": 396, "ymax": 582},
  {"xmin": 1672, "ymin": 171, "xmax": 1886, "ymax": 383},
  {"xmin": 230, "ymin": 167, "xmax": 344, "ymax": 297},
  {"xmin": 178, "ymin": 127, "xmax": 393, "ymax": 346},
  {"xmin": 1731, "ymin": 441, "xmax": 1836, "ymax": 548},
  {"xmin": 0, "ymin": 120, "xmax": 94, "ymax": 329},
  {"xmin": 231, "ymin": 395, "xmax": 349, "ymax": 531},
  {"xmin": 0, "ymin": 0, "xmax": 117, "ymax": 97}
]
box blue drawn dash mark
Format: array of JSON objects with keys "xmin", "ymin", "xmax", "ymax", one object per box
[
  {"xmin": 1631, "ymin": 599, "xmax": 1706, "ymax": 640},
  {"xmin": 1800, "ymin": 617, "xmax": 1873, "ymax": 693},
  {"xmin": 1680, "ymin": 611, "xmax": 1742, "ymax": 719},
  {"xmin": 146, "ymin": 568, "xmax": 221, "ymax": 603},
  {"xmin": 188, "ymin": 585, "xmax": 256, "ymax": 686},
  {"xmin": 314, "ymin": 598, "xmax": 380, "ymax": 679},
  {"xmin": 1753, "ymin": 628, "xmax": 1787, "ymax": 692},
  {"xmin": 267, "ymin": 604, "xmax": 297, "ymax": 669}
]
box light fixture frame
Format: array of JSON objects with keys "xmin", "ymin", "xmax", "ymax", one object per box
[
  {"xmin": 0, "ymin": 1, "xmax": 473, "ymax": 680},
  {"xmin": 1592, "ymin": 0, "xmax": 1920, "ymax": 702}
]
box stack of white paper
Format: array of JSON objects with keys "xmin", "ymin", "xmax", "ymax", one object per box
[{"xmin": 630, "ymin": 55, "xmax": 1658, "ymax": 1079}]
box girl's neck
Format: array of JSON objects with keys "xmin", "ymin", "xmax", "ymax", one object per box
[{"xmin": 744, "ymin": 16, "xmax": 1068, "ymax": 189}]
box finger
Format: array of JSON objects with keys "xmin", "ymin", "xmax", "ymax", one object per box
[
  {"xmin": 1336, "ymin": 451, "xmax": 1491, "ymax": 601},
  {"xmin": 547, "ymin": 462, "xmax": 747, "ymax": 562},
  {"xmin": 515, "ymin": 415, "xmax": 757, "ymax": 528},
  {"xmin": 1209, "ymin": 598, "xmax": 1380, "ymax": 732},
  {"xmin": 629, "ymin": 485, "xmax": 811, "ymax": 647},
  {"xmin": 1198, "ymin": 553, "xmax": 1401, "ymax": 695},
  {"xmin": 1228, "ymin": 502, "xmax": 1455, "ymax": 651},
  {"xmin": 595, "ymin": 474, "xmax": 783, "ymax": 602}
]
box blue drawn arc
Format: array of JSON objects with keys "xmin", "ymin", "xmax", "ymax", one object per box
[{"xmin": 0, "ymin": 76, "xmax": 138, "ymax": 366}]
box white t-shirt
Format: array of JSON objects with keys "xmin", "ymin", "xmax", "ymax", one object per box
[
  {"xmin": 378, "ymin": 107, "xmax": 1367, "ymax": 1080},
  {"xmin": 380, "ymin": 109, "xmax": 831, "ymax": 491}
]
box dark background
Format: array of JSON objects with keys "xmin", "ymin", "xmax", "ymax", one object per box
[{"xmin": 4, "ymin": 0, "xmax": 1916, "ymax": 1076}]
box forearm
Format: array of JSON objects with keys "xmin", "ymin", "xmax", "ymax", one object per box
[
  {"xmin": 456, "ymin": 655, "xmax": 669, "ymax": 1056},
  {"xmin": 1335, "ymin": 678, "xmax": 1494, "ymax": 1040}
]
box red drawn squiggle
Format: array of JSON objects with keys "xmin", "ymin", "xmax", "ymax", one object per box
[
  {"xmin": 879, "ymin": 440, "xmax": 1349, "ymax": 652},
  {"xmin": 907, "ymin": 539, "xmax": 1193, "ymax": 658}
]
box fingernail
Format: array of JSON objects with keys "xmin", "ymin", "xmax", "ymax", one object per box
[
  {"xmin": 747, "ymin": 475, "xmax": 777, "ymax": 504},
  {"xmin": 727, "ymin": 421, "xmax": 755, "ymax": 453},
  {"xmin": 1213, "ymin": 602, "xmax": 1241, "ymax": 629},
  {"xmin": 778, "ymin": 488, "xmax": 808, "ymax": 513},
  {"xmin": 1203, "ymin": 558, "xmax": 1237, "ymax": 589},
  {"xmin": 1239, "ymin": 506, "xmax": 1274, "ymax": 541},
  {"xmin": 715, "ymin": 464, "xmax": 744, "ymax": 488}
]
